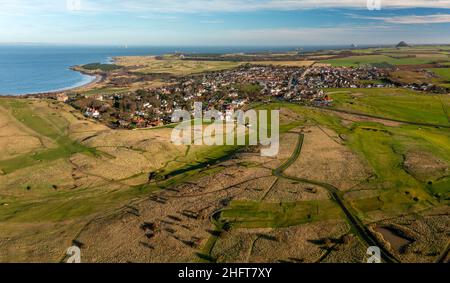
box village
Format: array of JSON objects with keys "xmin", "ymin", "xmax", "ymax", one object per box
[{"xmin": 58, "ymin": 64, "xmax": 424, "ymax": 129}]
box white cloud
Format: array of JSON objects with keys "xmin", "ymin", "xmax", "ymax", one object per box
[
  {"xmin": 362, "ymin": 14, "xmax": 450, "ymax": 24},
  {"xmin": 91, "ymin": 0, "xmax": 450, "ymax": 13},
  {"xmin": 217, "ymin": 24, "xmax": 450, "ymax": 45},
  {"xmin": 1, "ymin": 0, "xmax": 449, "ymax": 14}
]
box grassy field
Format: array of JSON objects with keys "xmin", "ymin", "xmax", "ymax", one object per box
[
  {"xmin": 432, "ymin": 68, "xmax": 450, "ymax": 81},
  {"xmin": 0, "ymin": 99, "xmax": 241, "ymax": 219},
  {"xmin": 2, "ymin": 47, "xmax": 450, "ymax": 262},
  {"xmin": 82, "ymin": 63, "xmax": 121, "ymax": 72},
  {"xmin": 254, "ymin": 99, "xmax": 449, "ymax": 219},
  {"xmin": 114, "ymin": 56, "xmax": 316, "ymax": 76},
  {"xmin": 389, "ymin": 70, "xmax": 433, "ymax": 84},
  {"xmin": 115, "ymin": 56, "xmax": 242, "ymax": 75},
  {"xmin": 220, "ymin": 200, "xmax": 342, "ymax": 228},
  {"xmin": 0, "ymin": 99, "xmax": 103, "ymax": 174},
  {"xmin": 322, "ymin": 54, "xmax": 447, "ymax": 67},
  {"xmin": 429, "ymin": 68, "xmax": 450, "ymax": 87},
  {"xmin": 0, "ymin": 98, "xmax": 244, "ymax": 261},
  {"xmin": 325, "ymin": 88, "xmax": 450, "ymax": 126}
]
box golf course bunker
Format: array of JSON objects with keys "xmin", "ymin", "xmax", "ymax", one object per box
[{"xmin": 375, "ymin": 226, "xmax": 413, "ymax": 252}]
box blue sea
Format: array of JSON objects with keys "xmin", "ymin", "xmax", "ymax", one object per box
[{"xmin": 0, "ymin": 45, "xmax": 365, "ymax": 95}]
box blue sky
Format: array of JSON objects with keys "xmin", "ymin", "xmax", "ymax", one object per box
[{"xmin": 1, "ymin": 0, "xmax": 450, "ymax": 46}]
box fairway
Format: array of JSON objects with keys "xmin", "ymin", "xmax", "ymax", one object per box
[
  {"xmin": 114, "ymin": 56, "xmax": 242, "ymax": 75},
  {"xmin": 325, "ymin": 88, "xmax": 450, "ymax": 126},
  {"xmin": 0, "ymin": 99, "xmax": 102, "ymax": 174}
]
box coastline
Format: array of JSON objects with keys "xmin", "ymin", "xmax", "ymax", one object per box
[
  {"xmin": 25, "ymin": 60, "xmax": 115, "ymax": 98},
  {"xmin": 0, "ymin": 45, "xmax": 393, "ymax": 99},
  {"xmin": 6, "ymin": 69, "xmax": 105, "ymax": 99}
]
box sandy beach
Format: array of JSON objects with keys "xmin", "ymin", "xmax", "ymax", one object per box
[{"xmin": 19, "ymin": 71, "xmax": 105, "ymax": 98}]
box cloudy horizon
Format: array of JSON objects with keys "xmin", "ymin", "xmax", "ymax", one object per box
[{"xmin": 0, "ymin": 0, "xmax": 449, "ymax": 46}]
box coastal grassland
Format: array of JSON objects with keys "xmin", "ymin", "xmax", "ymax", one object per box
[
  {"xmin": 220, "ymin": 200, "xmax": 342, "ymax": 228},
  {"xmin": 0, "ymin": 98, "xmax": 243, "ymax": 262},
  {"xmin": 322, "ymin": 54, "xmax": 448, "ymax": 67},
  {"xmin": 345, "ymin": 124, "xmax": 446, "ymax": 217},
  {"xmin": 326, "ymin": 88, "xmax": 450, "ymax": 126},
  {"xmin": 253, "ymin": 101, "xmax": 448, "ymax": 220},
  {"xmin": 82, "ymin": 63, "xmax": 121, "ymax": 72},
  {"xmin": 0, "ymin": 104, "xmax": 50, "ymax": 161},
  {"xmin": 0, "ymin": 99, "xmax": 102, "ymax": 174},
  {"xmin": 0, "ymin": 99, "xmax": 240, "ymax": 217},
  {"xmin": 114, "ymin": 56, "xmax": 241, "ymax": 75}
]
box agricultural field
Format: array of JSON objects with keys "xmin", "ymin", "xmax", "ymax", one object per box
[{"xmin": 323, "ymin": 54, "xmax": 447, "ymax": 67}]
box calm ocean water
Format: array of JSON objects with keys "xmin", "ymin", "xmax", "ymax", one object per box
[{"xmin": 0, "ymin": 45, "xmax": 356, "ymax": 95}]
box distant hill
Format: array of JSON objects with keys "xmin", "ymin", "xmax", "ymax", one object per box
[{"xmin": 396, "ymin": 41, "xmax": 410, "ymax": 48}]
